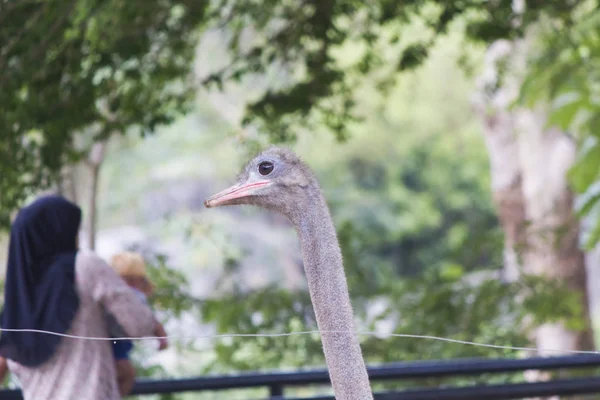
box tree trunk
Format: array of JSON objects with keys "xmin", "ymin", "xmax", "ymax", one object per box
[
  {"xmin": 57, "ymin": 165, "xmax": 78, "ymax": 203},
  {"xmin": 515, "ymin": 108, "xmax": 595, "ymax": 353},
  {"xmin": 85, "ymin": 141, "xmax": 107, "ymax": 251},
  {"xmin": 473, "ymin": 39, "xmax": 595, "ymax": 353},
  {"xmin": 473, "ymin": 40, "xmax": 528, "ymax": 283}
]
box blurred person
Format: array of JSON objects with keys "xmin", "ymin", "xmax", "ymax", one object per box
[
  {"xmin": 0, "ymin": 195, "xmax": 157, "ymax": 400},
  {"xmin": 107, "ymin": 251, "xmax": 168, "ymax": 396}
]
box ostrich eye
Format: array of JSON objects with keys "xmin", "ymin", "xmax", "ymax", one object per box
[{"xmin": 258, "ymin": 161, "xmax": 274, "ymax": 176}]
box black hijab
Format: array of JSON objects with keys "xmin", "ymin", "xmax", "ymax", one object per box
[{"xmin": 0, "ymin": 195, "xmax": 82, "ymax": 367}]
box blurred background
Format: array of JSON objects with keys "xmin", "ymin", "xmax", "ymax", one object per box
[{"xmin": 1, "ymin": 0, "xmax": 600, "ymax": 398}]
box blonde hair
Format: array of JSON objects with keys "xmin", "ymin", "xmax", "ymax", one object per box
[{"xmin": 110, "ymin": 251, "xmax": 147, "ymax": 278}]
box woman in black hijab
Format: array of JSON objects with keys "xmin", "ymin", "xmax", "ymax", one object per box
[
  {"xmin": 0, "ymin": 196, "xmax": 157, "ymax": 400},
  {"xmin": 0, "ymin": 195, "xmax": 82, "ymax": 366}
]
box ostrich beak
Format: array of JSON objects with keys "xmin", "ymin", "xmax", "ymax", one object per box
[{"xmin": 204, "ymin": 180, "xmax": 272, "ymax": 208}]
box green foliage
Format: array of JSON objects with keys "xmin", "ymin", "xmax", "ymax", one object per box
[
  {"xmin": 212, "ymin": 0, "xmax": 576, "ymax": 143},
  {"xmin": 197, "ymin": 258, "xmax": 585, "ymax": 385},
  {"xmin": 520, "ymin": 274, "xmax": 589, "ymax": 331},
  {"xmin": 519, "ymin": 0, "xmax": 600, "ymax": 248},
  {"xmin": 325, "ymin": 141, "xmax": 502, "ymax": 280},
  {"xmin": 201, "ymin": 286, "xmax": 323, "ymax": 371},
  {"xmin": 0, "ymin": 0, "xmax": 581, "ymax": 226},
  {"xmin": 142, "ymin": 250, "xmax": 199, "ymax": 319},
  {"xmin": 0, "ymin": 0, "xmax": 210, "ymax": 228}
]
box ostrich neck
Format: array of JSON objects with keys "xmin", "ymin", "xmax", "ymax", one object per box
[{"xmin": 290, "ymin": 192, "xmax": 373, "ymax": 400}]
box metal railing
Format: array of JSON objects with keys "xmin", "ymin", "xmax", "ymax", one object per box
[{"xmin": 2, "ymin": 354, "xmax": 600, "ymax": 399}]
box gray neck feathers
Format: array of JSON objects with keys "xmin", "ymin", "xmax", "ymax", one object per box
[{"xmin": 288, "ymin": 186, "xmax": 374, "ymax": 400}]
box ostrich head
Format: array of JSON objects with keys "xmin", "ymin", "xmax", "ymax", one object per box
[{"xmin": 204, "ymin": 147, "xmax": 317, "ymax": 217}]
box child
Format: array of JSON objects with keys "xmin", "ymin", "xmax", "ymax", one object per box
[{"xmin": 107, "ymin": 251, "xmax": 168, "ymax": 397}]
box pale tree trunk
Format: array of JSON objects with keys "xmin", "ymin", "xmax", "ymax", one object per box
[
  {"xmin": 473, "ymin": 40, "xmax": 528, "ymax": 284},
  {"xmin": 77, "ymin": 97, "xmax": 116, "ymax": 251},
  {"xmin": 473, "ymin": 66, "xmax": 526, "ymax": 282},
  {"xmin": 473, "ymin": 37, "xmax": 594, "ymax": 352},
  {"xmin": 84, "ymin": 141, "xmax": 107, "ymax": 251},
  {"xmin": 515, "ymin": 108, "xmax": 595, "ymax": 353},
  {"xmin": 57, "ymin": 165, "xmax": 78, "ymax": 203}
]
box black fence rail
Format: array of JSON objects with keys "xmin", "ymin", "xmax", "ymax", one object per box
[{"xmin": 2, "ymin": 354, "xmax": 600, "ymax": 399}]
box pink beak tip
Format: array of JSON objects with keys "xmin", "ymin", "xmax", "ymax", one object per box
[{"xmin": 204, "ymin": 181, "xmax": 270, "ymax": 209}]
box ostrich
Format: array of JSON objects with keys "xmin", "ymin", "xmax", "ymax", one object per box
[{"xmin": 204, "ymin": 147, "xmax": 373, "ymax": 399}]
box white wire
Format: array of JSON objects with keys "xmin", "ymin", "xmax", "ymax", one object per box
[{"xmin": 1, "ymin": 328, "xmax": 599, "ymax": 355}]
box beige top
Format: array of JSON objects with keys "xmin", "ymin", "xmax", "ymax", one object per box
[{"xmin": 7, "ymin": 250, "xmax": 156, "ymax": 400}]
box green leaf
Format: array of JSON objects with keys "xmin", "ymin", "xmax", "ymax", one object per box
[
  {"xmin": 575, "ymin": 190, "xmax": 600, "ymax": 217},
  {"xmin": 440, "ymin": 263, "xmax": 465, "ymax": 282},
  {"xmin": 587, "ymin": 113, "xmax": 600, "ymax": 138},
  {"xmin": 547, "ymin": 91, "xmax": 585, "ymax": 131},
  {"xmin": 568, "ymin": 141, "xmax": 600, "ymax": 193},
  {"xmin": 584, "ymin": 218, "xmax": 600, "ymax": 250}
]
